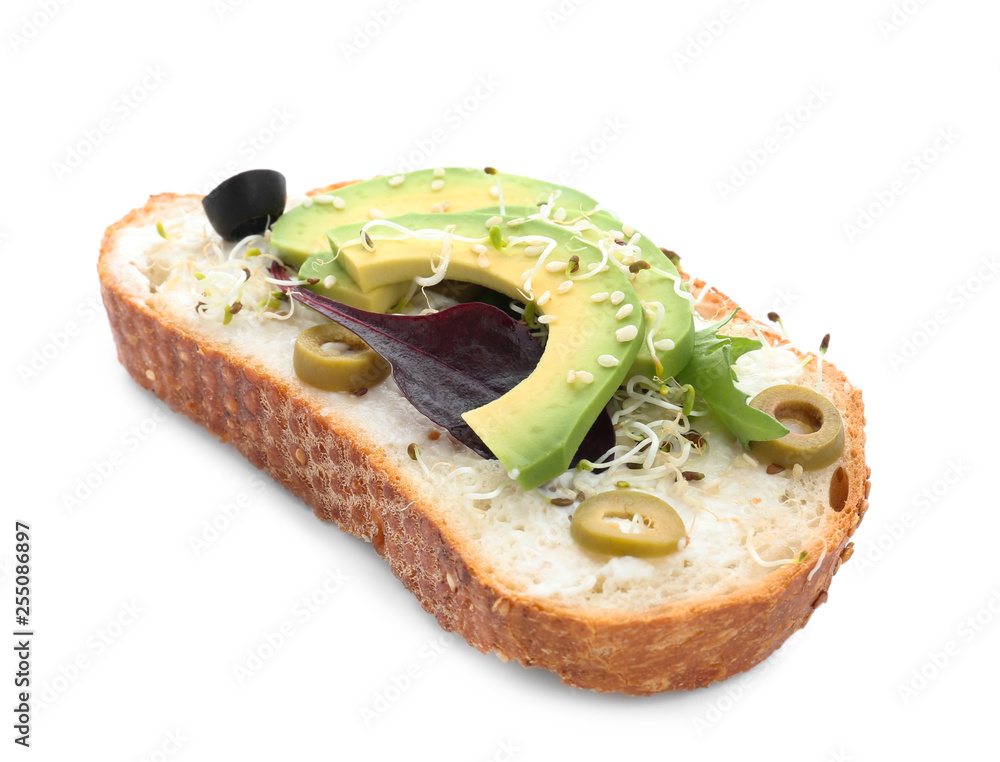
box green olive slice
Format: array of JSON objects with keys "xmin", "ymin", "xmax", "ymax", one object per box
[
  {"xmin": 748, "ymin": 384, "xmax": 844, "ymax": 471},
  {"xmin": 570, "ymin": 491, "xmax": 687, "ymax": 558},
  {"xmin": 293, "ymin": 323, "xmax": 390, "ymax": 392}
]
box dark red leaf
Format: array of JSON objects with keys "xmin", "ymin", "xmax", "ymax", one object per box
[{"xmin": 271, "ymin": 263, "xmax": 614, "ymax": 466}]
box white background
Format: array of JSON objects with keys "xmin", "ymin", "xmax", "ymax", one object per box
[{"xmin": 4, "ymin": 0, "xmax": 999, "ymax": 759}]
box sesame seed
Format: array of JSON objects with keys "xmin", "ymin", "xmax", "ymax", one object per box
[
  {"xmin": 431, "ymin": 203, "xmax": 444, "ymax": 213},
  {"xmin": 576, "ymin": 370, "xmax": 594, "ymax": 384},
  {"xmin": 145, "ymin": 369, "xmax": 156, "ymax": 381},
  {"xmin": 446, "ymin": 572, "xmax": 457, "ymax": 592},
  {"xmin": 610, "ymin": 290, "xmax": 626, "ymax": 306},
  {"xmin": 490, "ymin": 185, "xmax": 499, "ymax": 198},
  {"xmin": 477, "ymin": 253, "xmax": 491, "ymax": 268},
  {"xmin": 434, "ymin": 167, "xmax": 445, "ymax": 177},
  {"xmin": 485, "ymin": 216, "xmax": 502, "ymax": 228},
  {"xmin": 332, "ymin": 197, "xmax": 346, "ymax": 210},
  {"xmin": 322, "ymin": 275, "xmax": 337, "ymax": 289},
  {"xmin": 313, "ymin": 194, "xmax": 334, "ymax": 204},
  {"xmin": 507, "ymin": 217, "xmax": 525, "ymax": 227},
  {"xmin": 556, "ymin": 280, "xmax": 573, "ymax": 294},
  {"xmin": 472, "ymin": 244, "xmax": 488, "ymax": 255},
  {"xmin": 553, "ymin": 207, "xmax": 567, "ymax": 222},
  {"xmin": 545, "ymin": 261, "xmax": 567, "ymax": 272},
  {"xmin": 616, "ymin": 325, "xmax": 639, "ymax": 342},
  {"xmin": 616, "ymin": 304, "xmax": 634, "ymax": 320},
  {"xmin": 653, "ymin": 338, "xmax": 675, "ymax": 351},
  {"xmin": 431, "ymin": 179, "xmax": 445, "ymax": 191},
  {"xmin": 525, "ymin": 245, "xmax": 546, "ymax": 256},
  {"xmin": 302, "ymin": 198, "xmax": 314, "ymax": 208},
  {"xmin": 792, "ymin": 463, "xmax": 804, "ymax": 479},
  {"xmin": 567, "ymin": 370, "xmax": 577, "ymax": 383},
  {"xmin": 537, "ymin": 290, "xmax": 552, "ymax": 306},
  {"xmin": 591, "ymin": 292, "xmax": 609, "ymax": 302},
  {"xmin": 622, "ymin": 223, "xmax": 635, "ymax": 238},
  {"xmin": 537, "ymin": 314, "xmax": 556, "ymax": 324},
  {"xmin": 598, "ymin": 354, "xmax": 620, "ymax": 367},
  {"xmin": 368, "ymin": 208, "xmax": 384, "ymax": 219},
  {"xmin": 388, "ymin": 175, "xmax": 406, "ymax": 187},
  {"xmin": 628, "ymin": 232, "xmax": 642, "ymax": 246}
]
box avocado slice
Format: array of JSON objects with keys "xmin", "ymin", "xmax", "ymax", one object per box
[
  {"xmin": 327, "ymin": 212, "xmax": 645, "ymax": 490},
  {"xmin": 475, "ymin": 205, "xmax": 695, "ymax": 381},
  {"xmin": 270, "ymin": 168, "xmax": 599, "ymax": 268},
  {"xmin": 269, "ymin": 168, "xmax": 599, "ymax": 314},
  {"xmin": 296, "ymin": 252, "xmax": 410, "ymax": 313}
]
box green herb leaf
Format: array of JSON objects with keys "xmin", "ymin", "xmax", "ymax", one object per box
[{"xmin": 676, "ymin": 310, "xmax": 788, "ymax": 449}]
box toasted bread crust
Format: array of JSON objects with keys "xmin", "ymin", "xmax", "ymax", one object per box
[{"xmin": 98, "ymin": 191, "xmax": 869, "ymax": 694}]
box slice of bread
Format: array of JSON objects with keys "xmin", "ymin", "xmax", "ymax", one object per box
[{"xmin": 98, "ymin": 186, "xmax": 869, "ymax": 695}]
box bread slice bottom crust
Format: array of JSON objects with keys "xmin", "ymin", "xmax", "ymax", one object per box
[{"xmin": 98, "ymin": 191, "xmax": 870, "ymax": 694}]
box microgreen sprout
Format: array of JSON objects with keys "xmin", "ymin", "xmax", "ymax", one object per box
[
  {"xmin": 156, "ymin": 221, "xmax": 175, "ymax": 240},
  {"xmin": 244, "ymin": 247, "xmax": 261, "ymax": 259},
  {"xmin": 767, "ymin": 311, "xmax": 789, "ymax": 340},
  {"xmin": 489, "ymin": 224, "xmax": 505, "ymax": 250},
  {"xmin": 567, "ymin": 254, "xmax": 580, "ymax": 274},
  {"xmin": 484, "ymin": 166, "xmax": 505, "ymax": 214},
  {"xmin": 407, "ymin": 443, "xmax": 419, "ymax": 460},
  {"xmin": 681, "ymin": 384, "xmax": 696, "ymax": 417},
  {"xmin": 628, "ymin": 260, "xmax": 651, "ymax": 274},
  {"xmin": 682, "ymin": 471, "xmax": 704, "ymax": 481},
  {"xmin": 659, "ymin": 247, "xmax": 680, "ymax": 265},
  {"xmin": 817, "ymin": 333, "xmax": 830, "ymax": 391},
  {"xmin": 615, "ymin": 480, "xmax": 631, "ymax": 489},
  {"xmin": 362, "ymin": 230, "xmax": 375, "ymax": 251},
  {"xmin": 523, "ymin": 301, "xmax": 539, "ymax": 329}
]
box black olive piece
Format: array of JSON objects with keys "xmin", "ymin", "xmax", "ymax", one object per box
[{"xmin": 202, "ymin": 169, "xmax": 286, "ymax": 242}]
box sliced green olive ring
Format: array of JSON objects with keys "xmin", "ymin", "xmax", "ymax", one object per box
[
  {"xmin": 293, "ymin": 323, "xmax": 390, "ymax": 392},
  {"xmin": 748, "ymin": 384, "xmax": 845, "ymax": 471},
  {"xmin": 570, "ymin": 491, "xmax": 687, "ymax": 558}
]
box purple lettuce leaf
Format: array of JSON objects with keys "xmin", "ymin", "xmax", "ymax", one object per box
[{"xmin": 271, "ymin": 263, "xmax": 614, "ymax": 466}]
